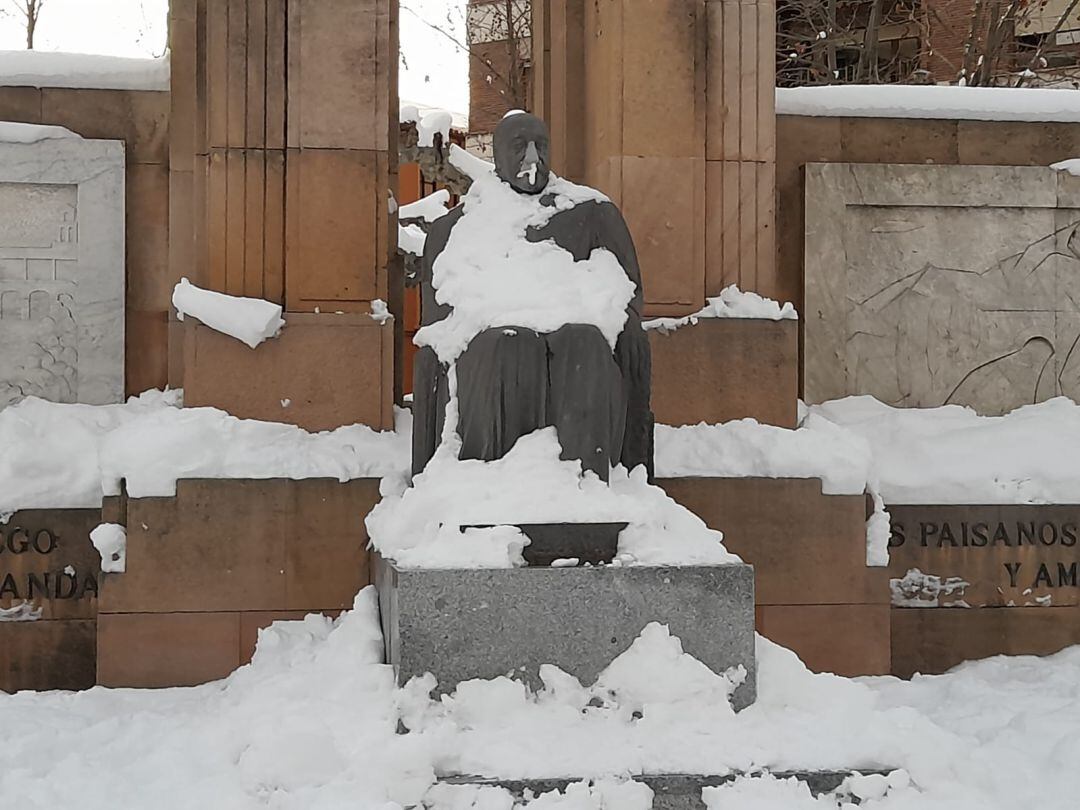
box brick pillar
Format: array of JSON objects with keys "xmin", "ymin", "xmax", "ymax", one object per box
[
  {"xmin": 169, "ymin": 0, "xmax": 397, "ymax": 431},
  {"xmin": 535, "ymin": 0, "xmax": 776, "ymax": 314}
]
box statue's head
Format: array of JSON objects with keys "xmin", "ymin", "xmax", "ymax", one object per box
[{"xmin": 493, "ymin": 112, "xmax": 551, "ymax": 194}]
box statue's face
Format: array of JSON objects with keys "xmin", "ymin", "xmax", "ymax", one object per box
[{"xmin": 493, "ymin": 113, "xmax": 551, "ymax": 194}]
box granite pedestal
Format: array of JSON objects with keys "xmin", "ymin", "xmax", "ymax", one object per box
[{"xmin": 374, "ymin": 555, "xmax": 757, "ymax": 709}]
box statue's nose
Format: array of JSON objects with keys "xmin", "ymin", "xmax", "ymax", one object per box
[{"xmin": 523, "ymin": 141, "xmax": 539, "ymax": 166}]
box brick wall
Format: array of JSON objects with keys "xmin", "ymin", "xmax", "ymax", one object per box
[{"xmin": 468, "ymin": 0, "xmax": 533, "ymax": 134}]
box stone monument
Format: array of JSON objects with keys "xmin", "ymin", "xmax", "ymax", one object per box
[
  {"xmin": 0, "ymin": 127, "xmax": 125, "ymax": 409},
  {"xmin": 377, "ymin": 114, "xmax": 757, "ymax": 709},
  {"xmin": 412, "ymin": 112, "xmax": 653, "ymax": 482}
]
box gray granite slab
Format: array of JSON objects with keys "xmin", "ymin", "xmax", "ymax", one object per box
[
  {"xmin": 375, "ymin": 555, "xmax": 756, "ymax": 709},
  {"xmin": 0, "ymin": 133, "xmax": 125, "ymax": 408}
]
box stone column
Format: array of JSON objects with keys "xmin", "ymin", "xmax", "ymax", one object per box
[
  {"xmin": 535, "ymin": 0, "xmax": 776, "ymax": 314},
  {"xmin": 169, "ymin": 0, "xmax": 397, "ymax": 431}
]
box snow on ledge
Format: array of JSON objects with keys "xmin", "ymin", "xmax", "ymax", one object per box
[
  {"xmin": 0, "ymin": 391, "xmax": 411, "ymax": 512},
  {"xmin": 643, "ymin": 285, "xmax": 798, "ymax": 333},
  {"xmin": 172, "ymin": 278, "xmax": 285, "ymax": 349},
  {"xmin": 0, "ymin": 120, "xmax": 80, "ymax": 143},
  {"xmin": 776, "ymin": 84, "xmax": 1080, "ymax": 123},
  {"xmin": 0, "ymin": 50, "xmax": 169, "ymax": 92}
]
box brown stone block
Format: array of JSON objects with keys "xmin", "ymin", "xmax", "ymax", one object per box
[
  {"xmin": 0, "ymin": 509, "xmax": 101, "ymax": 621},
  {"xmin": 239, "ymin": 609, "xmax": 340, "ymax": 664},
  {"xmin": 265, "ymin": 0, "xmax": 288, "ymax": 150},
  {"xmin": 169, "ymin": 14, "xmax": 197, "ymax": 171},
  {"xmin": 891, "ymin": 607, "xmax": 1080, "ymax": 678},
  {"xmin": 182, "ymin": 312, "xmax": 393, "ymax": 431},
  {"xmin": 284, "ymin": 479, "xmax": 379, "ymax": 610},
  {"xmin": 0, "ymin": 86, "xmax": 41, "ymax": 122},
  {"xmin": 705, "ymin": 160, "xmax": 776, "ymax": 297},
  {"xmin": 957, "ymin": 121, "xmax": 1080, "ymax": 166},
  {"xmin": 649, "ymin": 317, "xmax": 798, "ymax": 428},
  {"xmin": 127, "ymin": 163, "xmax": 171, "ymax": 312},
  {"xmin": 0, "ymin": 620, "xmax": 96, "ymax": 693},
  {"xmin": 619, "ymin": 156, "xmax": 705, "ymax": 312},
  {"xmin": 97, "ymin": 612, "xmax": 241, "ymax": 687},
  {"xmin": 840, "ymin": 117, "xmax": 959, "ymax": 165},
  {"xmin": 264, "ymin": 150, "xmax": 286, "ymax": 304},
  {"xmin": 126, "ymin": 309, "xmax": 169, "ymax": 396},
  {"xmin": 287, "ymin": 0, "xmax": 390, "ymax": 151},
  {"xmin": 757, "ymin": 604, "xmax": 891, "ymax": 676},
  {"xmin": 168, "ymin": 315, "xmax": 185, "ymax": 390},
  {"xmin": 225, "ymin": 149, "xmax": 247, "ymax": 295},
  {"xmin": 41, "ymin": 88, "xmax": 169, "ymax": 165},
  {"xmin": 169, "ymin": 169, "xmax": 195, "ymax": 295},
  {"xmin": 284, "ymin": 149, "xmax": 384, "ymax": 311},
  {"xmin": 621, "ymin": 0, "xmax": 705, "ymax": 158},
  {"xmin": 102, "ymin": 481, "xmax": 289, "ymax": 614},
  {"xmin": 660, "ymin": 477, "xmax": 885, "ymax": 605}
]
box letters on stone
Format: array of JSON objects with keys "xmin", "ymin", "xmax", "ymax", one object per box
[
  {"xmin": 0, "ymin": 135, "xmax": 125, "ymax": 409},
  {"xmin": 888, "ymin": 505, "xmax": 1080, "ymax": 607},
  {"xmin": 0, "ymin": 517, "xmax": 100, "ymax": 617}
]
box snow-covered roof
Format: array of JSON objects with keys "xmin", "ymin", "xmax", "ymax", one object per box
[
  {"xmin": 777, "ymin": 84, "xmax": 1080, "ymax": 123},
  {"xmin": 0, "ymin": 49, "xmax": 169, "ymax": 91}
]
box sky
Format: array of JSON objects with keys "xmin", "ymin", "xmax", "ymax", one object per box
[{"xmin": 0, "ymin": 0, "xmax": 468, "ymax": 115}]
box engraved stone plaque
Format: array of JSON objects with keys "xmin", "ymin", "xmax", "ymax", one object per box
[
  {"xmin": 0, "ymin": 134, "xmax": 125, "ymax": 407},
  {"xmin": 804, "ymin": 163, "xmax": 1080, "ymax": 415}
]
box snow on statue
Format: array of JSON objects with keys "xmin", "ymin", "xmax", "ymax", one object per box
[{"xmin": 411, "ymin": 112, "xmax": 654, "ymax": 481}]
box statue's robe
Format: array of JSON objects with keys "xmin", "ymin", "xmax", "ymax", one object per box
[{"xmin": 411, "ymin": 195, "xmax": 654, "ymax": 481}]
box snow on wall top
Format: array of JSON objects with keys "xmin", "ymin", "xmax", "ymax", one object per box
[
  {"xmin": 0, "ymin": 120, "xmax": 79, "ymax": 142},
  {"xmin": 777, "ymin": 84, "xmax": 1080, "ymax": 123},
  {"xmin": 643, "ymin": 286, "xmax": 798, "ymax": 333},
  {"xmin": 0, "ymin": 50, "xmax": 169, "ymax": 92}
]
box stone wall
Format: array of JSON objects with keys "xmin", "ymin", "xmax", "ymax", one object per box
[
  {"xmin": 0, "ymin": 86, "xmax": 171, "ymax": 397},
  {"xmin": 777, "ymin": 114, "xmax": 1080, "ymax": 319}
]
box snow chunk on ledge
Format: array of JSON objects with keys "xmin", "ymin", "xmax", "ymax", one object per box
[
  {"xmin": 90, "ymin": 523, "xmax": 127, "ymax": 574},
  {"xmin": 0, "ymin": 50, "xmax": 169, "ymax": 91},
  {"xmin": 172, "ymin": 278, "xmax": 285, "ymax": 349},
  {"xmin": 643, "ymin": 285, "xmax": 797, "ymax": 333},
  {"xmin": 399, "ymin": 189, "xmax": 451, "ymax": 222},
  {"xmin": 368, "ymin": 429, "xmax": 737, "ymax": 568},
  {"xmin": 777, "ymin": 84, "xmax": 1080, "ymax": 123},
  {"xmin": 0, "ymin": 121, "xmax": 80, "ymax": 143}
]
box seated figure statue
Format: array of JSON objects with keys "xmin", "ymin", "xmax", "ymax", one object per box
[{"xmin": 411, "ymin": 112, "xmax": 653, "ymax": 482}]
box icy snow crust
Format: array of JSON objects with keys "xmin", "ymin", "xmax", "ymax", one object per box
[
  {"xmin": 5, "ymin": 589, "xmax": 1080, "ymax": 809},
  {"xmin": 0, "ymin": 391, "xmax": 409, "ymax": 512},
  {"xmin": 777, "ymin": 84, "xmax": 1080, "ymax": 122},
  {"xmin": 0, "ymin": 50, "xmax": 169, "ymax": 91},
  {"xmin": 414, "ymin": 146, "xmax": 635, "ymax": 365},
  {"xmin": 0, "ymin": 120, "xmax": 80, "ymax": 143}
]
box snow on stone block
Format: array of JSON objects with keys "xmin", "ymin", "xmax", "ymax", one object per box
[
  {"xmin": 777, "ymin": 84, "xmax": 1080, "ymax": 122},
  {"xmin": 418, "ymin": 110, "xmax": 454, "ymax": 148},
  {"xmin": 90, "ymin": 522, "xmax": 126, "ymax": 573},
  {"xmin": 368, "ymin": 428, "xmax": 737, "ymax": 568},
  {"xmin": 0, "ymin": 121, "xmax": 80, "ymax": 143},
  {"xmin": 0, "ymin": 50, "xmax": 170, "ymax": 91},
  {"xmin": 400, "ymin": 189, "xmax": 452, "ymax": 223},
  {"xmin": 1051, "ymin": 158, "xmax": 1080, "ymax": 176},
  {"xmin": 399, "ymin": 222, "xmax": 428, "ymax": 257},
  {"xmin": 643, "ymin": 285, "xmax": 798, "ymax": 333},
  {"xmin": 172, "ymin": 277, "xmax": 285, "ymax": 349}
]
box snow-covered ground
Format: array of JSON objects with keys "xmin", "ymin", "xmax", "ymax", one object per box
[{"xmin": 1, "ymin": 589, "xmax": 1077, "ymax": 808}]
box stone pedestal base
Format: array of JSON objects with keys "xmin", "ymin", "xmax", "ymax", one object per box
[{"xmin": 374, "ymin": 555, "xmax": 757, "ymax": 709}]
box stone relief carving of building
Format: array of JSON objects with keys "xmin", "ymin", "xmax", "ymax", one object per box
[
  {"xmin": 0, "ymin": 137, "xmax": 124, "ymax": 409},
  {"xmin": 804, "ymin": 163, "xmax": 1080, "ymax": 415}
]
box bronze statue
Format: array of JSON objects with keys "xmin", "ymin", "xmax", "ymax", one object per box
[{"xmin": 412, "ymin": 113, "xmax": 653, "ymax": 482}]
